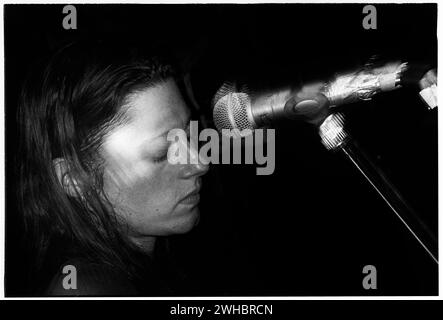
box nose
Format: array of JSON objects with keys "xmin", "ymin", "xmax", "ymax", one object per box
[
  {"xmin": 181, "ymin": 141, "xmax": 209, "ymax": 178},
  {"xmin": 182, "ymin": 161, "xmax": 209, "ymax": 178}
]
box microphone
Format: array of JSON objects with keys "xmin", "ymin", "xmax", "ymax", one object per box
[
  {"xmin": 212, "ymin": 60, "xmax": 413, "ymax": 137},
  {"xmin": 211, "ymin": 60, "xmax": 438, "ymax": 263}
]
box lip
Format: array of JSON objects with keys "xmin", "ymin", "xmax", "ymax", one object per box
[
  {"xmin": 180, "ymin": 192, "xmax": 200, "ymax": 206},
  {"xmin": 180, "ymin": 182, "xmax": 202, "ymax": 205}
]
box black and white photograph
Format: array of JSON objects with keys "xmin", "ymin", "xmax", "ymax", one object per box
[{"xmin": 2, "ymin": 2, "xmax": 439, "ymax": 301}]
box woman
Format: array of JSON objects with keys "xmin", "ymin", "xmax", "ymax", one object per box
[{"xmin": 17, "ymin": 40, "xmax": 209, "ymax": 296}]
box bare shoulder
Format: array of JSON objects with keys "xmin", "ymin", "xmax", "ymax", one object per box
[{"xmin": 45, "ymin": 259, "xmax": 138, "ymax": 296}]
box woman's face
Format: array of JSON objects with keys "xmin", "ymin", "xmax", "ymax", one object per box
[{"xmin": 100, "ymin": 79, "xmax": 208, "ymax": 240}]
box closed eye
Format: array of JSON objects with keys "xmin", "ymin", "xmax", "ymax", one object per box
[
  {"xmin": 152, "ymin": 153, "xmax": 168, "ymax": 163},
  {"xmin": 144, "ymin": 143, "xmax": 170, "ymax": 164}
]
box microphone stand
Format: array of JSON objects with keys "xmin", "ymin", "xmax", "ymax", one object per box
[{"xmin": 319, "ymin": 113, "xmax": 438, "ymax": 264}]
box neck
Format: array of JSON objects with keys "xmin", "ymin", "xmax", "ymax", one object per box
[{"xmin": 131, "ymin": 236, "xmax": 157, "ymax": 256}]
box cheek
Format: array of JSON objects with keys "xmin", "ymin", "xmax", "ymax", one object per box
[
  {"xmin": 102, "ymin": 160, "xmax": 191, "ymax": 235},
  {"xmin": 104, "ymin": 167, "xmax": 197, "ymax": 236},
  {"xmin": 104, "ymin": 161, "xmax": 180, "ymax": 213},
  {"xmin": 100, "ymin": 140, "xmax": 195, "ymax": 235},
  {"xmin": 123, "ymin": 169, "xmax": 179, "ymax": 211}
]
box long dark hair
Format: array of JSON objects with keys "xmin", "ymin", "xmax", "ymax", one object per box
[{"xmin": 17, "ymin": 39, "xmax": 177, "ymax": 294}]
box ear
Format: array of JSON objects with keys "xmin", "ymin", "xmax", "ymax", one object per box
[{"xmin": 53, "ymin": 158, "xmax": 82, "ymax": 198}]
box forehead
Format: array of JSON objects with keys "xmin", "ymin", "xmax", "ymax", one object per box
[{"xmin": 125, "ymin": 79, "xmax": 190, "ymax": 134}]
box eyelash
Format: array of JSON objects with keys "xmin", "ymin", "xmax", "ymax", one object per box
[
  {"xmin": 152, "ymin": 123, "xmax": 191, "ymax": 163},
  {"xmin": 153, "ymin": 153, "xmax": 168, "ymax": 163}
]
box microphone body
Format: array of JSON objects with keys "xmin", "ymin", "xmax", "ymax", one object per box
[{"xmin": 212, "ymin": 60, "xmax": 426, "ymax": 135}]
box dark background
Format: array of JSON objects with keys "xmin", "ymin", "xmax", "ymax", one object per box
[{"xmin": 5, "ymin": 4, "xmax": 438, "ymax": 296}]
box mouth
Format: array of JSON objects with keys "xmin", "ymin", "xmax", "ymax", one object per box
[
  {"xmin": 180, "ymin": 192, "xmax": 200, "ymax": 206},
  {"xmin": 180, "ymin": 180, "xmax": 202, "ymax": 206}
]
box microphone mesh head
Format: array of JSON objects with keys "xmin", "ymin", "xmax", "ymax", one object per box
[
  {"xmin": 212, "ymin": 82, "xmax": 255, "ymax": 138},
  {"xmin": 319, "ymin": 113, "xmax": 348, "ymax": 150}
]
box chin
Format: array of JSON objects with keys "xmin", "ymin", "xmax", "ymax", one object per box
[{"xmin": 172, "ymin": 206, "xmax": 200, "ymax": 234}]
